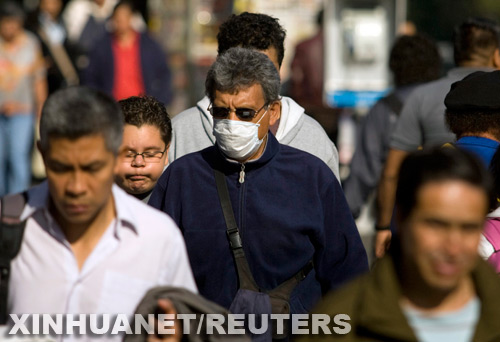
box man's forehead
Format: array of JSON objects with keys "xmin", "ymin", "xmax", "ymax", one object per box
[
  {"xmin": 122, "ymin": 124, "xmax": 165, "ymax": 147},
  {"xmin": 413, "ymin": 180, "xmax": 489, "ymax": 216},
  {"xmin": 45, "ymin": 134, "xmax": 113, "ymax": 155},
  {"xmin": 214, "ymin": 84, "xmax": 264, "ymax": 100}
]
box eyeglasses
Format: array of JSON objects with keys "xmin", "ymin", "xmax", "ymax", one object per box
[
  {"xmin": 122, "ymin": 147, "xmax": 167, "ymax": 163},
  {"xmin": 208, "ymin": 102, "xmax": 269, "ymax": 120}
]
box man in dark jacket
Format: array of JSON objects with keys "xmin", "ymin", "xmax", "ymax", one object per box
[
  {"xmin": 82, "ymin": 0, "xmax": 171, "ymax": 105},
  {"xmin": 149, "ymin": 47, "xmax": 368, "ymax": 330},
  {"xmin": 300, "ymin": 147, "xmax": 500, "ymax": 342}
]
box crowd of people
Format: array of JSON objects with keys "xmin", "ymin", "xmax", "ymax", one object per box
[{"xmin": 2, "ymin": 1, "xmax": 500, "ymax": 341}]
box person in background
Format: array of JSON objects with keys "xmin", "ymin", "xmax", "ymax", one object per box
[
  {"xmin": 169, "ymin": 12, "xmax": 340, "ymax": 180},
  {"xmin": 375, "ymin": 17, "xmax": 500, "ymax": 258},
  {"xmin": 82, "ymin": 0, "xmax": 172, "ymax": 105},
  {"xmin": 444, "ymin": 70, "xmax": 500, "ymax": 166},
  {"xmin": 343, "ymin": 34, "xmax": 441, "ymax": 219},
  {"xmin": 26, "ymin": 0, "xmax": 80, "ymax": 94},
  {"xmin": 63, "ymin": 0, "xmax": 117, "ymax": 72},
  {"xmin": 115, "ymin": 95, "xmax": 171, "ymax": 203},
  {"xmin": 289, "ymin": 8, "xmax": 340, "ymax": 142},
  {"xmin": 299, "ymin": 147, "xmax": 500, "ymax": 342},
  {"xmin": 0, "ymin": 1, "xmax": 47, "ymax": 196}
]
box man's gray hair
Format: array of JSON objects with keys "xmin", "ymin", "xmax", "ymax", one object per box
[
  {"xmin": 205, "ymin": 47, "xmax": 281, "ymax": 104},
  {"xmin": 39, "ymin": 86, "xmax": 123, "ymax": 155}
]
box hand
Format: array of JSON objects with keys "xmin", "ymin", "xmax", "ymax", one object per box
[
  {"xmin": 374, "ymin": 230, "xmax": 392, "ymax": 258},
  {"xmin": 148, "ymin": 299, "xmax": 183, "ymax": 342},
  {"xmin": 1, "ymin": 102, "xmax": 19, "ymax": 116}
]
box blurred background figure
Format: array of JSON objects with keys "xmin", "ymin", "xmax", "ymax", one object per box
[
  {"xmin": 82, "ymin": 0, "xmax": 172, "ymax": 105},
  {"xmin": 343, "ymin": 34, "xmax": 441, "ymax": 220},
  {"xmin": 289, "ymin": 8, "xmax": 340, "ymax": 142},
  {"xmin": 0, "ymin": 1, "xmax": 47, "ymax": 196},
  {"xmin": 62, "ymin": 0, "xmax": 117, "ymax": 72},
  {"xmin": 25, "ymin": 0, "xmax": 79, "ymax": 94}
]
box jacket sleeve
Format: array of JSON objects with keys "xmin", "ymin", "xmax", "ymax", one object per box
[
  {"xmin": 343, "ymin": 100, "xmax": 391, "ymax": 218},
  {"xmin": 141, "ymin": 34, "xmax": 172, "ymax": 106},
  {"xmin": 315, "ymin": 176, "xmax": 369, "ymax": 294}
]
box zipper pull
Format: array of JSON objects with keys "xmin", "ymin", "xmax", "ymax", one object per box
[{"xmin": 239, "ymin": 164, "xmax": 246, "ymax": 184}]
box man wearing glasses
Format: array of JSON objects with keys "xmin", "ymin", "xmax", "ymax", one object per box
[
  {"xmin": 115, "ymin": 95, "xmax": 171, "ymax": 203},
  {"xmin": 149, "ymin": 48, "xmax": 368, "ymax": 331}
]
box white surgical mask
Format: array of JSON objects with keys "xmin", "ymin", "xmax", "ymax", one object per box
[{"xmin": 213, "ymin": 110, "xmax": 268, "ymax": 161}]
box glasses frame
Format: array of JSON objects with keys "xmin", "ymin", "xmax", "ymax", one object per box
[
  {"xmin": 207, "ymin": 102, "xmax": 269, "ymax": 120},
  {"xmin": 122, "ymin": 146, "xmax": 168, "ymax": 164}
]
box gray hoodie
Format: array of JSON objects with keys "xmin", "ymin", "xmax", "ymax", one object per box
[{"xmin": 168, "ymin": 96, "xmax": 340, "ymax": 180}]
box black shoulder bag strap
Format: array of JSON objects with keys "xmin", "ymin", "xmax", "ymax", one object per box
[
  {"xmin": 214, "ymin": 169, "xmax": 260, "ymax": 291},
  {"xmin": 381, "ymin": 92, "xmax": 404, "ymax": 116},
  {"xmin": 0, "ymin": 192, "xmax": 28, "ymax": 325},
  {"xmin": 214, "ymin": 169, "xmax": 313, "ymax": 295}
]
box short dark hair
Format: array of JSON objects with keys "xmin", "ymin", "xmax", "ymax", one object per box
[
  {"xmin": 445, "ymin": 110, "xmax": 500, "ymax": 140},
  {"xmin": 40, "ymin": 86, "xmax": 123, "ymax": 154},
  {"xmin": 395, "ymin": 147, "xmax": 494, "ymax": 223},
  {"xmin": 453, "ymin": 17, "xmax": 500, "ymax": 66},
  {"xmin": 389, "ymin": 34, "xmax": 441, "ymax": 87},
  {"xmin": 0, "ymin": 1, "xmax": 25, "ymax": 21},
  {"xmin": 118, "ymin": 95, "xmax": 172, "ymax": 147},
  {"xmin": 217, "ymin": 12, "xmax": 286, "ymax": 67},
  {"xmin": 205, "ymin": 47, "xmax": 281, "ymax": 104},
  {"xmin": 112, "ymin": 0, "xmax": 136, "ymax": 16}
]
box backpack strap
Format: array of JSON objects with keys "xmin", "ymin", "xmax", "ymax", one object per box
[
  {"xmin": 381, "ymin": 92, "xmax": 404, "ymax": 116},
  {"xmin": 0, "ymin": 192, "xmax": 28, "ymax": 325},
  {"xmin": 214, "ymin": 170, "xmax": 313, "ymax": 294}
]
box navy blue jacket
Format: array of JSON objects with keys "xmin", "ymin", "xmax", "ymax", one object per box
[
  {"xmin": 149, "ymin": 133, "xmax": 368, "ymax": 313},
  {"xmin": 82, "ymin": 32, "xmax": 172, "ymax": 105}
]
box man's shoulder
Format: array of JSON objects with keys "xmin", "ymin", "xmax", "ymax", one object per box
[
  {"xmin": 410, "ymin": 74, "xmax": 457, "ymax": 99},
  {"xmin": 114, "ymin": 186, "xmax": 180, "ymax": 237},
  {"xmin": 278, "ymin": 143, "xmax": 337, "ymax": 180}
]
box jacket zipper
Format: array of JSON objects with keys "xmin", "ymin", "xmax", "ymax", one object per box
[
  {"xmin": 239, "ymin": 164, "xmax": 245, "ymax": 184},
  {"xmin": 238, "ymin": 163, "xmax": 246, "ymax": 231}
]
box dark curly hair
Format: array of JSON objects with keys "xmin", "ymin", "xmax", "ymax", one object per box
[
  {"xmin": 445, "ymin": 110, "xmax": 500, "ymax": 141},
  {"xmin": 217, "ymin": 12, "xmax": 286, "ymax": 67},
  {"xmin": 389, "ymin": 34, "xmax": 441, "ymax": 87},
  {"xmin": 454, "ymin": 17, "xmax": 500, "ymax": 66},
  {"xmin": 118, "ymin": 95, "xmax": 172, "ymax": 147}
]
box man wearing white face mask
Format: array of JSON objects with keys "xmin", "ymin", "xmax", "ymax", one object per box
[
  {"xmin": 168, "ymin": 12, "xmax": 340, "ymax": 181},
  {"xmin": 149, "ymin": 48, "xmax": 368, "ymax": 329}
]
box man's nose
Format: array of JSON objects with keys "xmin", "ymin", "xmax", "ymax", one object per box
[
  {"xmin": 444, "ymin": 229, "xmax": 465, "ymax": 256},
  {"xmin": 66, "ymin": 171, "xmax": 87, "ymax": 197},
  {"xmin": 132, "ymin": 154, "xmax": 146, "ymax": 166},
  {"xmin": 228, "ymin": 110, "xmax": 239, "ymax": 121}
]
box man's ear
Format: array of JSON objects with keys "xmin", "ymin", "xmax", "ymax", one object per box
[
  {"xmin": 268, "ymin": 100, "xmax": 281, "ymax": 126},
  {"xmin": 36, "ymin": 141, "xmax": 45, "ymax": 161},
  {"xmin": 492, "ymin": 48, "xmax": 500, "ymax": 69}
]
